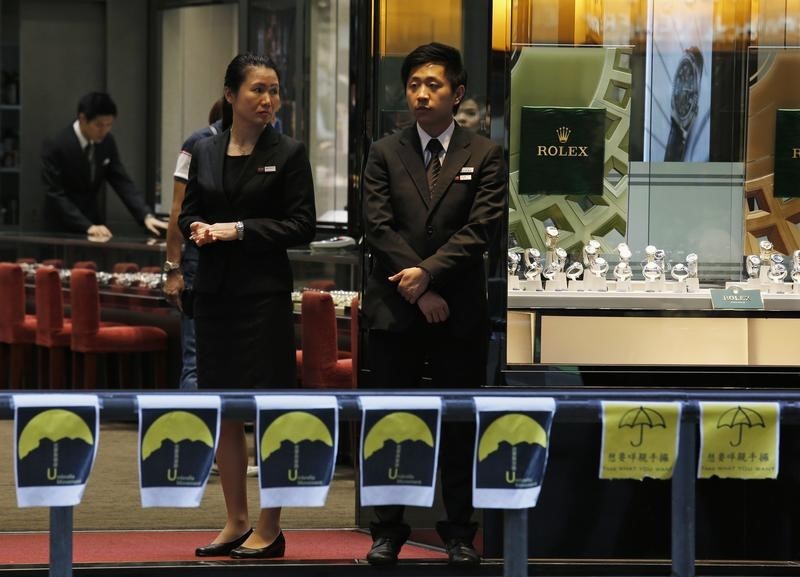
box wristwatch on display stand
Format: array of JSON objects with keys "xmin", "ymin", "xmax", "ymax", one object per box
[{"xmin": 665, "ymin": 46, "xmax": 703, "ymax": 161}]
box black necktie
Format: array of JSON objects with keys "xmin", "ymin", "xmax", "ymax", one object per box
[
  {"xmin": 85, "ymin": 142, "xmax": 95, "ymax": 183},
  {"xmin": 425, "ymin": 138, "xmax": 443, "ymax": 198}
]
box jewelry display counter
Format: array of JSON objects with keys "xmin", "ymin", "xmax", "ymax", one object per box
[
  {"xmin": 507, "ymin": 291, "xmax": 800, "ymax": 368},
  {"xmin": 0, "ymin": 231, "xmax": 360, "ymax": 292}
]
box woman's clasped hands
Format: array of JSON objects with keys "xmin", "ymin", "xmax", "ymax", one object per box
[{"xmin": 189, "ymin": 221, "xmax": 238, "ymax": 245}]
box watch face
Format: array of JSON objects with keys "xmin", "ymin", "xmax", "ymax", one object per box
[{"xmin": 671, "ymin": 53, "xmax": 700, "ymax": 129}]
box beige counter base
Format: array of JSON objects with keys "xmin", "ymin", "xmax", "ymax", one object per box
[{"xmin": 507, "ymin": 312, "xmax": 800, "ymax": 366}]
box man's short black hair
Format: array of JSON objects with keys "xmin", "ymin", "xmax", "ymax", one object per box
[
  {"xmin": 401, "ymin": 42, "xmax": 467, "ymax": 110},
  {"xmin": 77, "ymin": 92, "xmax": 117, "ymax": 121}
]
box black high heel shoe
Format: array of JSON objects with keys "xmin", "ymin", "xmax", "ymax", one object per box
[
  {"xmin": 229, "ymin": 530, "xmax": 286, "ymax": 559},
  {"xmin": 195, "ymin": 528, "xmax": 254, "ymax": 557}
]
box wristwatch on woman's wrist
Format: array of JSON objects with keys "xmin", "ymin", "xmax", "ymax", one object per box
[
  {"xmin": 235, "ymin": 221, "xmax": 244, "ymax": 240},
  {"xmin": 162, "ymin": 260, "xmax": 181, "ymax": 274},
  {"xmin": 665, "ymin": 46, "xmax": 703, "ymax": 161}
]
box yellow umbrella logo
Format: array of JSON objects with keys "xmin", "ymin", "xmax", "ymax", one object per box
[
  {"xmin": 141, "ymin": 411, "xmax": 214, "ymax": 481},
  {"xmin": 260, "ymin": 411, "xmax": 334, "ymax": 481},
  {"xmin": 18, "ymin": 409, "xmax": 94, "ymax": 481},
  {"xmin": 363, "ymin": 412, "xmax": 434, "ymax": 480},
  {"xmin": 478, "ymin": 413, "xmax": 548, "ymax": 484}
]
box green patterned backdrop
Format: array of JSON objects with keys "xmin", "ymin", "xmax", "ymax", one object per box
[{"xmin": 509, "ymin": 46, "xmax": 632, "ymax": 256}]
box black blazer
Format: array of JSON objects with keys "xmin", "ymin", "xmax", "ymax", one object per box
[
  {"xmin": 178, "ymin": 125, "xmax": 316, "ymax": 296},
  {"xmin": 41, "ymin": 125, "xmax": 151, "ymax": 233},
  {"xmin": 362, "ymin": 124, "xmax": 506, "ymax": 333}
]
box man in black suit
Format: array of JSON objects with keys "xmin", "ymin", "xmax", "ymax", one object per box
[
  {"xmin": 41, "ymin": 92, "xmax": 167, "ymax": 238},
  {"xmin": 362, "ymin": 43, "xmax": 506, "ymax": 568}
]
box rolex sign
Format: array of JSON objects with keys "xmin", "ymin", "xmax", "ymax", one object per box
[
  {"xmin": 773, "ymin": 109, "xmax": 800, "ymax": 198},
  {"xmin": 519, "ymin": 106, "xmax": 605, "ymax": 196}
]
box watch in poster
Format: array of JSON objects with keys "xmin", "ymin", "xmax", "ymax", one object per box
[{"xmin": 644, "ymin": 0, "xmax": 712, "ymax": 162}]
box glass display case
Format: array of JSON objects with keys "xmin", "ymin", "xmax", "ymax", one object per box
[
  {"xmin": 504, "ymin": 0, "xmax": 800, "ymax": 385},
  {"xmin": 0, "ymin": 231, "xmax": 360, "ymax": 294}
]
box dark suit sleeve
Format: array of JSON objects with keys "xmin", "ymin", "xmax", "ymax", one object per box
[
  {"xmin": 41, "ymin": 138, "xmax": 93, "ymax": 233},
  {"xmin": 362, "ymin": 141, "xmax": 424, "ymax": 273},
  {"xmin": 103, "ymin": 135, "xmax": 152, "ymax": 225},
  {"xmin": 178, "ymin": 152, "xmax": 207, "ymax": 240},
  {"xmin": 241, "ymin": 140, "xmax": 316, "ymax": 251},
  {"xmin": 419, "ymin": 141, "xmax": 506, "ymax": 288}
]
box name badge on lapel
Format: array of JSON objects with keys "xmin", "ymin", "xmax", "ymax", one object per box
[
  {"xmin": 257, "ymin": 165, "xmax": 277, "ymax": 173},
  {"xmin": 460, "ymin": 167, "xmax": 474, "ymax": 174},
  {"xmin": 455, "ymin": 174, "xmax": 473, "ymax": 181}
]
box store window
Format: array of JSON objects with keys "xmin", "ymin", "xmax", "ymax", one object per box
[{"xmin": 249, "ymin": 0, "xmax": 350, "ymax": 227}]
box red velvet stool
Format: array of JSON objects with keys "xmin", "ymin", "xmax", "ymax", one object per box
[
  {"xmin": 35, "ymin": 267, "xmax": 71, "ymax": 388},
  {"xmin": 300, "ymin": 291, "xmax": 353, "ymax": 389},
  {"xmin": 72, "ymin": 261, "xmax": 97, "ymax": 270},
  {"xmin": 69, "ymin": 268, "xmax": 168, "ymax": 389},
  {"xmin": 112, "ymin": 262, "xmax": 139, "ymax": 274},
  {"xmin": 0, "ymin": 263, "xmax": 37, "ymax": 388}
]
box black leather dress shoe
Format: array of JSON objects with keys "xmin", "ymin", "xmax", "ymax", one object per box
[
  {"xmin": 445, "ymin": 540, "xmax": 481, "ymax": 567},
  {"xmin": 195, "ymin": 528, "xmax": 253, "ymax": 557},
  {"xmin": 366, "ymin": 537, "xmax": 402, "ymax": 566},
  {"xmin": 230, "ymin": 531, "xmax": 286, "ymax": 559}
]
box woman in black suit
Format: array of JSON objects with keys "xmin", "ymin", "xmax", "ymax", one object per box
[{"xmin": 179, "ymin": 53, "xmax": 316, "ymax": 559}]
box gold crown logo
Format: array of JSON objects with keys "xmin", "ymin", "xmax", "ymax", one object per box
[{"xmin": 556, "ymin": 126, "xmax": 571, "ymax": 144}]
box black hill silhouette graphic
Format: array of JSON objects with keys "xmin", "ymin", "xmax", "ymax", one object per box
[
  {"xmin": 361, "ymin": 410, "xmax": 438, "ymax": 486},
  {"xmin": 140, "ymin": 409, "xmax": 217, "ymax": 487},
  {"xmin": 259, "ymin": 409, "xmax": 336, "ymax": 488},
  {"xmin": 17, "ymin": 407, "xmax": 96, "ymax": 487}
]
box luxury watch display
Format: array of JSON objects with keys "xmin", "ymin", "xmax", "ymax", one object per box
[
  {"xmin": 507, "ymin": 251, "xmax": 521, "ymax": 278},
  {"xmin": 671, "ymin": 263, "xmax": 689, "ymax": 282},
  {"xmin": 583, "ymin": 240, "xmax": 601, "ymax": 266},
  {"xmin": 665, "ymin": 47, "xmax": 703, "ymax": 161},
  {"xmin": 590, "ymin": 257, "xmax": 609, "ymax": 279},
  {"xmin": 613, "ymin": 261, "xmax": 632, "ymax": 282},
  {"xmin": 792, "ymin": 250, "xmax": 800, "ymax": 284},
  {"xmin": 685, "ymin": 253, "xmax": 699, "ymax": 279},
  {"xmin": 544, "ymin": 226, "xmax": 560, "ymax": 250},
  {"xmin": 768, "ymin": 254, "xmax": 787, "ymax": 285},
  {"xmin": 542, "ymin": 248, "xmax": 567, "ymax": 281},
  {"xmin": 565, "ymin": 261, "xmax": 584, "ymax": 282},
  {"xmin": 616, "ymin": 243, "xmax": 632, "ymax": 263},
  {"xmin": 523, "ymin": 248, "xmax": 543, "ymax": 281},
  {"xmin": 642, "ymin": 245, "xmax": 661, "ymax": 282},
  {"xmin": 759, "ymin": 240, "xmax": 774, "ymax": 263},
  {"xmin": 746, "ymin": 255, "xmax": 761, "ymax": 280}
]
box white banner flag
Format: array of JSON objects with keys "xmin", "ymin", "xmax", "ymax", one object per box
[
  {"xmin": 473, "ymin": 397, "xmax": 555, "ymax": 509},
  {"xmin": 255, "ymin": 395, "xmax": 339, "ymax": 507},
  {"xmin": 359, "ymin": 396, "xmax": 442, "ymax": 507},
  {"xmin": 14, "ymin": 394, "xmax": 100, "ymax": 507},
  {"xmin": 138, "ymin": 395, "xmax": 221, "ymax": 507}
]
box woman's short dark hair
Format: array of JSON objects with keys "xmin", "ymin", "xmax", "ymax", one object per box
[
  {"xmin": 400, "ymin": 42, "xmax": 467, "ymax": 106},
  {"xmin": 222, "ymin": 53, "xmax": 281, "ymax": 128},
  {"xmin": 77, "ymin": 92, "xmax": 117, "ymax": 120}
]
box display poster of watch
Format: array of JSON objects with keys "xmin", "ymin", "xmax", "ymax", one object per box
[
  {"xmin": 644, "ymin": 0, "xmax": 712, "ymax": 162},
  {"xmin": 665, "ymin": 47, "xmax": 703, "ymax": 161},
  {"xmin": 518, "ymin": 106, "xmax": 605, "ymax": 195}
]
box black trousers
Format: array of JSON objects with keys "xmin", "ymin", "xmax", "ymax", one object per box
[{"xmin": 362, "ymin": 323, "xmax": 487, "ymax": 544}]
